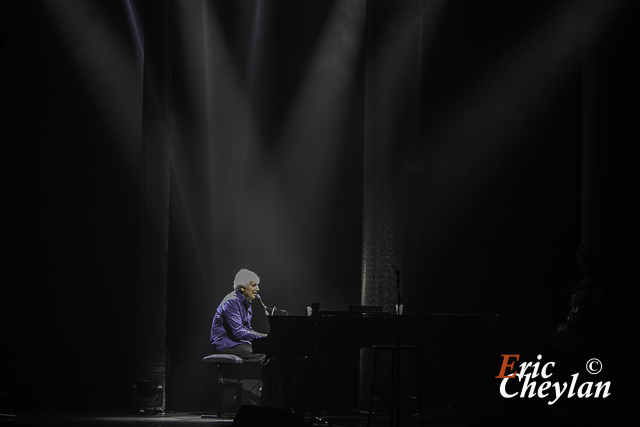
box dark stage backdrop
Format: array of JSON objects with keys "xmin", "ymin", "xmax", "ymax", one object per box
[
  {"xmin": 361, "ymin": 0, "xmax": 640, "ymax": 417},
  {"xmin": 1, "ymin": 0, "xmax": 639, "ymax": 420},
  {"xmin": 1, "ymin": 0, "xmax": 142, "ymax": 412}
]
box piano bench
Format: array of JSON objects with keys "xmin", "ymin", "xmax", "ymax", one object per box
[{"xmin": 201, "ymin": 354, "xmax": 245, "ymax": 419}]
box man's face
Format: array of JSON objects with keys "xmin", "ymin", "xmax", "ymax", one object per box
[{"xmin": 241, "ymin": 281, "xmax": 259, "ymax": 302}]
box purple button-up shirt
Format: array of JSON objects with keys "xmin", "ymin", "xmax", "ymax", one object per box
[{"xmin": 210, "ymin": 290, "xmax": 262, "ymax": 352}]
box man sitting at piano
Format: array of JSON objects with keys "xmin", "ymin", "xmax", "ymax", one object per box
[
  {"xmin": 210, "ymin": 268, "xmax": 267, "ymax": 363},
  {"xmin": 210, "ymin": 269, "xmax": 279, "ymax": 406}
]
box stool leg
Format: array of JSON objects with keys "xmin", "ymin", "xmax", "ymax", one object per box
[
  {"xmin": 216, "ymin": 367, "xmax": 224, "ymax": 418},
  {"xmin": 367, "ymin": 349, "xmax": 378, "ymax": 427},
  {"xmin": 415, "ymin": 348, "xmax": 424, "ymax": 427},
  {"xmin": 235, "ymin": 364, "xmax": 243, "ymax": 411},
  {"xmin": 390, "ymin": 348, "xmax": 397, "ymax": 427}
]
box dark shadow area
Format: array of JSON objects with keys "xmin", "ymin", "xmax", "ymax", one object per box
[{"xmin": 1, "ymin": 0, "xmax": 140, "ymax": 413}]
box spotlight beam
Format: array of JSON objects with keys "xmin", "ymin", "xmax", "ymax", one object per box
[{"xmin": 43, "ymin": 0, "xmax": 142, "ymax": 181}]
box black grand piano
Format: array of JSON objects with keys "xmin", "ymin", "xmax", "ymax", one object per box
[{"xmin": 252, "ymin": 309, "xmax": 497, "ymax": 412}]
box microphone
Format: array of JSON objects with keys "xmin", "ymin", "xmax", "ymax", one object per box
[
  {"xmin": 255, "ymin": 294, "xmax": 289, "ymax": 316},
  {"xmin": 255, "ymin": 294, "xmax": 270, "ymax": 316}
]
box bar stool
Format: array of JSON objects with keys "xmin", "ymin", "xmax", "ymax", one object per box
[
  {"xmin": 367, "ymin": 345, "xmax": 424, "ymax": 427},
  {"xmin": 202, "ymin": 354, "xmax": 245, "ymax": 418}
]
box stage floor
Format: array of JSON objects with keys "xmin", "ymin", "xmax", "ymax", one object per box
[
  {"xmin": 5, "ymin": 409, "xmax": 639, "ymax": 426},
  {"xmin": 3, "ymin": 411, "xmax": 470, "ymax": 427}
]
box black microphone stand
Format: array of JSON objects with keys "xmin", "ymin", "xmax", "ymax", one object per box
[
  {"xmin": 396, "ymin": 270, "xmax": 402, "ymax": 316},
  {"xmin": 257, "ymin": 295, "xmax": 288, "ymax": 316},
  {"xmin": 395, "ymin": 270, "xmax": 402, "ymax": 427}
]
